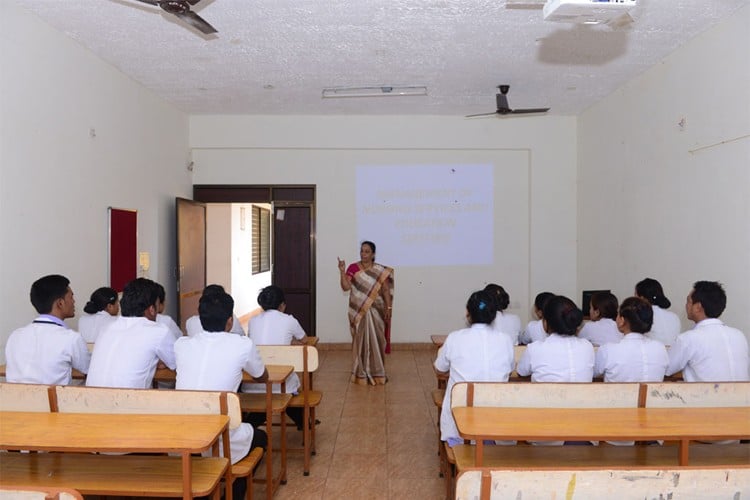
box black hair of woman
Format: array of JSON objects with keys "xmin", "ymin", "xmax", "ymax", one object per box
[
  {"xmin": 257, "ymin": 285, "xmax": 285, "ymax": 311},
  {"xmin": 466, "ymin": 290, "xmax": 498, "ymax": 325},
  {"xmin": 483, "ymin": 283, "xmax": 510, "ymax": 311},
  {"xmin": 83, "ymin": 287, "xmax": 118, "ymax": 314},
  {"xmin": 635, "ymin": 278, "xmax": 671, "ymax": 309},
  {"xmin": 543, "ymin": 295, "xmax": 584, "ymax": 336},
  {"xmin": 618, "ymin": 296, "xmax": 654, "ymax": 334},
  {"xmin": 590, "ymin": 291, "xmax": 618, "ymax": 320}
]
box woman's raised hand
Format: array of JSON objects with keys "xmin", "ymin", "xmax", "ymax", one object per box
[{"xmin": 337, "ymin": 257, "xmax": 346, "ymax": 272}]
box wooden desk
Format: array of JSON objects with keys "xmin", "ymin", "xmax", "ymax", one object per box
[
  {"xmin": 0, "ymin": 411, "xmax": 228, "ymax": 499},
  {"xmin": 453, "ymin": 406, "xmax": 750, "ymax": 467}
]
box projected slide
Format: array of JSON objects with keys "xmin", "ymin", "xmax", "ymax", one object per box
[{"xmin": 356, "ymin": 164, "xmax": 494, "ymax": 267}]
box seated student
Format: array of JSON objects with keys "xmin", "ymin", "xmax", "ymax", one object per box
[
  {"xmin": 185, "ymin": 284, "xmax": 245, "ymax": 336},
  {"xmin": 484, "ymin": 283, "xmax": 521, "ymax": 345},
  {"xmin": 154, "ymin": 282, "xmax": 183, "ymax": 340},
  {"xmin": 246, "ymin": 285, "xmax": 309, "ymax": 429},
  {"xmin": 5, "ymin": 274, "xmax": 90, "ymax": 385},
  {"xmin": 635, "ymin": 278, "xmax": 681, "ymax": 346},
  {"xmin": 174, "ymin": 290, "xmax": 268, "ymax": 500},
  {"xmin": 519, "ymin": 291, "xmax": 554, "ymax": 345},
  {"xmin": 434, "ymin": 290, "xmax": 515, "ymax": 447},
  {"xmin": 578, "ymin": 291, "xmax": 623, "ymax": 346},
  {"xmin": 667, "ymin": 281, "xmax": 749, "ymax": 382},
  {"xmin": 78, "ymin": 286, "xmax": 119, "ymax": 343},
  {"xmin": 595, "ymin": 296, "xmax": 668, "ymax": 382},
  {"xmin": 86, "ymin": 278, "xmax": 176, "ymax": 389}
]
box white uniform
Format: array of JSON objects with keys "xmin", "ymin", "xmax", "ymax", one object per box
[
  {"xmin": 519, "ymin": 319, "xmax": 547, "ymax": 345},
  {"xmin": 186, "ymin": 314, "xmax": 245, "ymax": 336},
  {"xmin": 78, "ymin": 311, "xmax": 118, "ymax": 343},
  {"xmin": 594, "ymin": 333, "xmax": 668, "ymax": 382},
  {"xmin": 646, "ymin": 306, "xmax": 681, "ymax": 346},
  {"xmin": 86, "ymin": 316, "xmax": 176, "ymax": 388},
  {"xmin": 491, "ymin": 312, "xmax": 521, "ymax": 345},
  {"xmin": 517, "ymin": 334, "xmax": 594, "ymax": 382},
  {"xmin": 247, "ymin": 309, "xmax": 306, "ymax": 394},
  {"xmin": 578, "ymin": 318, "xmax": 623, "ymax": 346},
  {"xmin": 175, "ymin": 330, "xmax": 266, "ymax": 464},
  {"xmin": 434, "ymin": 323, "xmax": 514, "ymax": 443},
  {"xmin": 157, "ymin": 313, "xmax": 183, "ymax": 340},
  {"xmin": 667, "ymin": 318, "xmax": 749, "ymax": 382},
  {"xmin": 5, "ymin": 316, "xmax": 90, "ymax": 385}
]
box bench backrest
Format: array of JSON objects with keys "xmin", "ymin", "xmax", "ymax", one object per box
[
  {"xmin": 256, "ymin": 344, "xmax": 319, "ymax": 374},
  {"xmin": 644, "ymin": 381, "xmax": 750, "ymax": 408},
  {"xmin": 0, "ymin": 486, "xmax": 83, "ymax": 500},
  {"xmin": 0, "ymin": 382, "xmax": 53, "ymax": 412},
  {"xmin": 54, "ymin": 385, "xmax": 242, "ymax": 429},
  {"xmin": 455, "ymin": 467, "xmax": 750, "ymax": 500},
  {"xmin": 451, "ymin": 381, "xmax": 641, "ymax": 409}
]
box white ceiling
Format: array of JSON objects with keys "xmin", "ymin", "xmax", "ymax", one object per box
[{"xmin": 9, "ymin": 0, "xmax": 750, "ymax": 116}]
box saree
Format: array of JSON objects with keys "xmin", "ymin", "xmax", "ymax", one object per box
[{"xmin": 346, "ymin": 262, "xmax": 394, "ymax": 385}]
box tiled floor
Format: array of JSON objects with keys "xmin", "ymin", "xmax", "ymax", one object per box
[{"xmin": 251, "ymin": 346, "xmax": 446, "ymax": 500}]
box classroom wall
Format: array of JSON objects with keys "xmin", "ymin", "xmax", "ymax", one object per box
[
  {"xmin": 189, "ymin": 115, "xmax": 578, "ymax": 343},
  {"xmin": 0, "ymin": 3, "xmax": 192, "ymax": 362},
  {"xmin": 577, "ymin": 5, "xmax": 750, "ymax": 338}
]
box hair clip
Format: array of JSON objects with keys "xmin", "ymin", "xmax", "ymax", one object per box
[{"xmin": 478, "ymin": 302, "xmax": 486, "ymax": 310}]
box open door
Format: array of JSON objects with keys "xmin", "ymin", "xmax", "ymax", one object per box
[{"xmin": 176, "ymin": 197, "xmax": 206, "ymax": 332}]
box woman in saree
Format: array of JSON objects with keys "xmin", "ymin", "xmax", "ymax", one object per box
[{"xmin": 338, "ymin": 241, "xmax": 394, "ymax": 385}]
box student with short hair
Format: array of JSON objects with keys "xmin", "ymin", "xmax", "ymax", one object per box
[
  {"xmin": 154, "ymin": 282, "xmax": 183, "ymax": 340},
  {"xmin": 594, "ymin": 297, "xmax": 668, "ymax": 382},
  {"xmin": 517, "ymin": 295, "xmax": 594, "ymax": 382},
  {"xmin": 434, "ymin": 290, "xmax": 515, "ymax": 446},
  {"xmin": 5, "ymin": 274, "xmax": 90, "ymax": 385},
  {"xmin": 484, "ymin": 283, "xmax": 521, "ymax": 345},
  {"xmin": 635, "ymin": 278, "xmax": 681, "ymax": 346},
  {"xmin": 86, "ymin": 278, "xmax": 176, "ymax": 389},
  {"xmin": 78, "ymin": 286, "xmax": 119, "ymax": 343},
  {"xmin": 185, "ymin": 284, "xmax": 245, "ymax": 336},
  {"xmin": 667, "ymin": 281, "xmax": 749, "ymax": 382},
  {"xmin": 578, "ymin": 291, "xmax": 623, "ymax": 346},
  {"xmin": 174, "ymin": 290, "xmax": 268, "ymax": 500},
  {"xmin": 519, "ymin": 291, "xmax": 554, "ymax": 345},
  {"xmin": 246, "ymin": 285, "xmax": 308, "ymax": 429}
]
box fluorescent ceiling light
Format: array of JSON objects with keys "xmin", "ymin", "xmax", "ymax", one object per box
[{"xmin": 322, "ymin": 85, "xmax": 428, "ymax": 98}]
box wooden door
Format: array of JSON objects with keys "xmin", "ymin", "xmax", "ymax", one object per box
[
  {"xmin": 273, "ymin": 203, "xmax": 315, "ymax": 336},
  {"xmin": 176, "ymin": 197, "xmax": 206, "ymax": 332}
]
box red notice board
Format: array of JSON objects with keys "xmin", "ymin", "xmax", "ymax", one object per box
[{"xmin": 109, "ymin": 207, "xmax": 137, "ymax": 293}]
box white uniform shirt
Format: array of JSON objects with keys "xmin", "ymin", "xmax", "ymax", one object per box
[
  {"xmin": 667, "ymin": 318, "xmax": 749, "ymax": 382},
  {"xmin": 5, "ymin": 317, "xmax": 90, "ymax": 385},
  {"xmin": 519, "ymin": 319, "xmax": 547, "ymax": 345},
  {"xmin": 247, "ymin": 309, "xmax": 305, "ymax": 394},
  {"xmin": 86, "ymin": 316, "xmax": 176, "ymax": 388},
  {"xmin": 491, "ymin": 312, "xmax": 522, "ymax": 345},
  {"xmin": 174, "ymin": 330, "xmax": 266, "ymax": 464},
  {"xmin": 594, "ymin": 333, "xmax": 668, "ymax": 382},
  {"xmin": 434, "ymin": 323, "xmax": 515, "ymax": 442},
  {"xmin": 157, "ymin": 313, "xmax": 183, "ymax": 340},
  {"xmin": 186, "ymin": 314, "xmax": 245, "ymax": 336},
  {"xmin": 78, "ymin": 311, "xmax": 118, "ymax": 343},
  {"xmin": 646, "ymin": 306, "xmax": 681, "ymax": 346},
  {"xmin": 517, "ymin": 334, "xmax": 595, "ymax": 382},
  {"xmin": 578, "ymin": 318, "xmax": 623, "ymax": 346}
]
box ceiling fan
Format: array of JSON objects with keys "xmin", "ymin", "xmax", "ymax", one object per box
[
  {"xmin": 130, "ymin": 0, "xmax": 218, "ymax": 34},
  {"xmin": 466, "ymin": 85, "xmax": 550, "ymax": 117}
]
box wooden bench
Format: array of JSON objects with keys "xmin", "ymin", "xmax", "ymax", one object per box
[
  {"xmin": 0, "ymin": 382, "xmax": 53, "ymax": 412},
  {"xmin": 644, "ymin": 381, "xmax": 750, "ymax": 408},
  {"xmin": 0, "ymin": 485, "xmax": 83, "ymax": 500},
  {"xmin": 455, "ymin": 467, "xmax": 750, "ymax": 500}
]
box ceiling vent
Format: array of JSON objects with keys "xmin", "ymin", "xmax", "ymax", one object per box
[{"xmin": 543, "ymin": 0, "xmax": 636, "ymax": 24}]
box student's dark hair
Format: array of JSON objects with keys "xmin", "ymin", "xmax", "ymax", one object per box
[
  {"xmin": 30, "ymin": 274, "xmax": 70, "ymax": 314},
  {"xmin": 635, "ymin": 278, "xmax": 671, "ymax": 309},
  {"xmin": 534, "ymin": 292, "xmax": 555, "ymax": 312},
  {"xmin": 466, "ymin": 290, "xmax": 498, "ymax": 325},
  {"xmin": 199, "ymin": 291, "xmax": 235, "ymax": 332},
  {"xmin": 83, "ymin": 287, "xmax": 118, "ymax": 314},
  {"xmin": 618, "ymin": 297, "xmax": 653, "ymax": 334},
  {"xmin": 257, "ymin": 285, "xmax": 285, "ymax": 311},
  {"xmin": 361, "ymin": 240, "xmax": 376, "ymax": 254},
  {"xmin": 543, "ymin": 295, "xmax": 584, "ymax": 336},
  {"xmin": 201, "ymin": 284, "xmax": 226, "ymax": 299},
  {"xmin": 155, "ymin": 282, "xmax": 166, "ymax": 304},
  {"xmin": 690, "ymin": 281, "xmax": 726, "ymax": 318},
  {"xmin": 590, "ymin": 291, "xmax": 618, "ymax": 320},
  {"xmin": 120, "ymin": 278, "xmax": 160, "ymax": 317},
  {"xmin": 484, "ymin": 283, "xmax": 510, "ymax": 311}
]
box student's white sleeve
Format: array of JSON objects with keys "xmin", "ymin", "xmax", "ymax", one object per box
[
  {"xmin": 156, "ymin": 330, "xmax": 177, "ymax": 370},
  {"xmin": 231, "ymin": 314, "xmax": 246, "ymax": 335},
  {"xmin": 161, "ymin": 315, "xmax": 183, "ymax": 340},
  {"xmin": 666, "ymin": 334, "xmax": 690, "ymax": 376},
  {"xmin": 244, "ymin": 341, "xmax": 266, "ymax": 378},
  {"xmin": 516, "ymin": 344, "xmax": 533, "ymax": 376},
  {"xmin": 593, "ymin": 345, "xmax": 607, "ymax": 378},
  {"xmin": 71, "ymin": 333, "xmax": 92, "ymax": 374},
  {"xmin": 290, "ymin": 316, "xmax": 306, "ymax": 340},
  {"xmin": 434, "ymin": 341, "xmax": 450, "ymax": 372}
]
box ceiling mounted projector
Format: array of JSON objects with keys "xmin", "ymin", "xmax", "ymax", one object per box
[{"xmin": 543, "ymin": 0, "xmax": 636, "ymax": 24}]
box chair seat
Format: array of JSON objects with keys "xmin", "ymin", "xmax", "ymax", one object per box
[
  {"xmin": 432, "ymin": 389, "xmax": 445, "ymax": 408},
  {"xmin": 288, "ymin": 390, "xmax": 323, "ymax": 408},
  {"xmin": 232, "ymin": 447, "xmax": 264, "ymax": 478}
]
